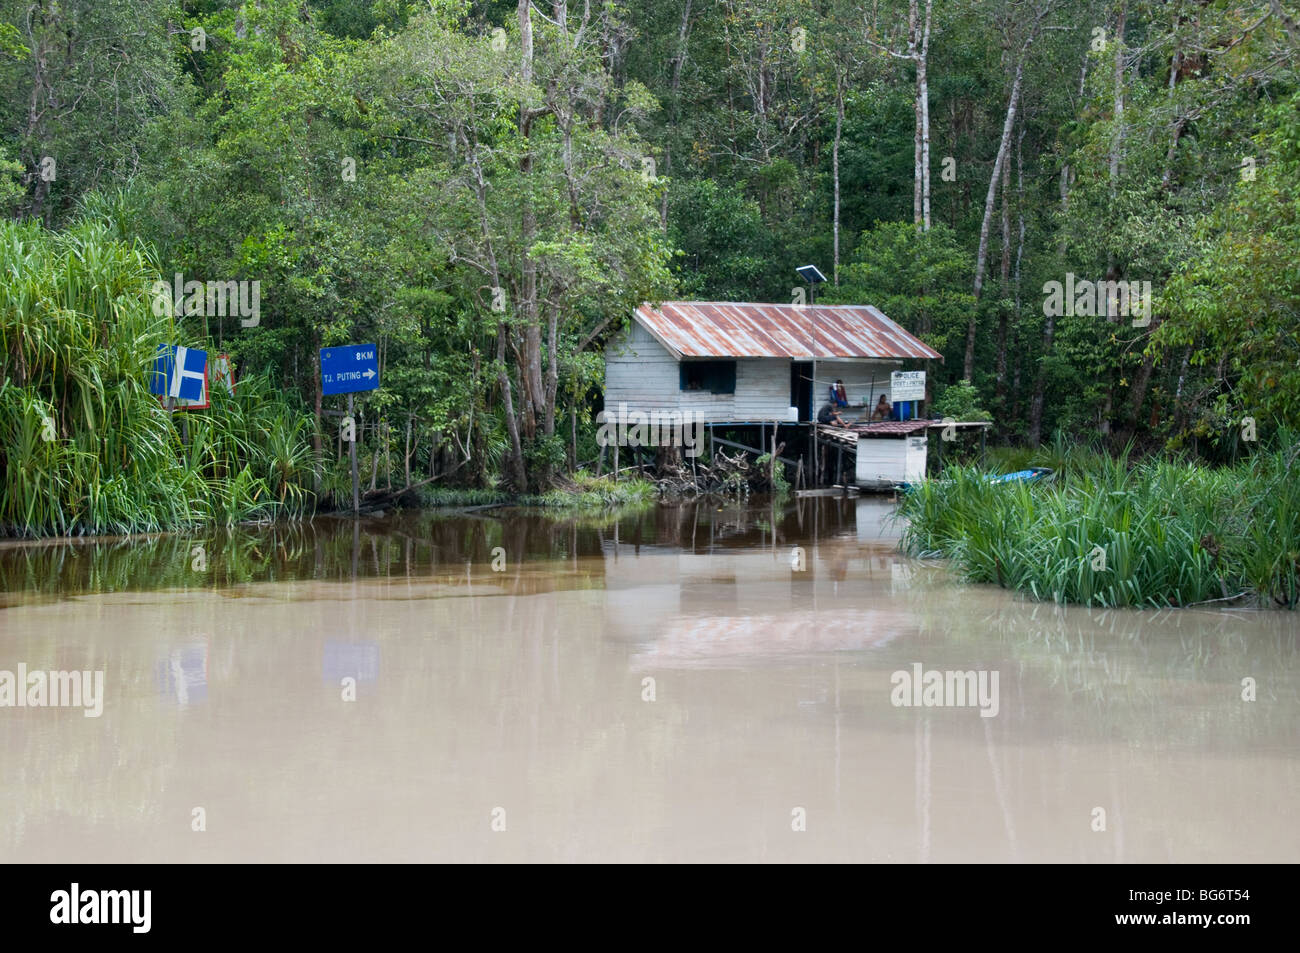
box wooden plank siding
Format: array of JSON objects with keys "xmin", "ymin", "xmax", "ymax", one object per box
[{"xmin": 855, "ymin": 434, "xmax": 928, "ymax": 486}]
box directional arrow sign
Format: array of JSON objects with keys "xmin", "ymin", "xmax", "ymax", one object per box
[{"xmin": 320, "ymin": 344, "xmax": 380, "ymax": 396}]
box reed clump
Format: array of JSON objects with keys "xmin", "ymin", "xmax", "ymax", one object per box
[
  {"xmin": 899, "ymin": 439, "xmax": 1300, "ymax": 609},
  {"xmin": 0, "ymin": 219, "xmax": 314, "ymax": 537}
]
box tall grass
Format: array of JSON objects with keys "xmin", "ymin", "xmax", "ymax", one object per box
[
  {"xmin": 0, "ymin": 218, "xmax": 314, "ymax": 537},
  {"xmin": 417, "ymin": 473, "xmax": 658, "ymax": 509},
  {"xmin": 899, "ymin": 438, "xmax": 1300, "ymax": 609}
]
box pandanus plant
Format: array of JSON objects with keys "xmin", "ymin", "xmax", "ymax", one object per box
[{"xmin": 1, "ymin": 217, "xmax": 315, "ymax": 537}]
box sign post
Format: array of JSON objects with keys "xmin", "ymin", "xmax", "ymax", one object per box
[
  {"xmin": 349, "ymin": 393, "xmax": 359, "ymax": 514},
  {"xmin": 320, "ymin": 345, "xmax": 380, "ymax": 515}
]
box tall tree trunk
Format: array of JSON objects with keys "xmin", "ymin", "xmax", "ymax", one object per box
[
  {"xmin": 969, "ymin": 4, "xmax": 1051, "ymax": 380},
  {"xmin": 995, "ymin": 139, "xmax": 1012, "ymax": 402},
  {"xmin": 909, "ymin": 0, "xmax": 921, "ymax": 226},
  {"xmin": 1028, "ymin": 44, "xmax": 1087, "ymax": 445},
  {"xmin": 662, "ymin": 0, "xmax": 693, "ymax": 230},
  {"xmin": 832, "ymin": 73, "xmax": 844, "ymax": 283},
  {"xmin": 1270, "ymin": 0, "xmax": 1300, "ymax": 49},
  {"xmin": 1011, "ymin": 127, "xmax": 1027, "ymax": 419},
  {"xmin": 1160, "ymin": 37, "xmax": 1185, "ymax": 191},
  {"xmin": 1028, "ymin": 162, "xmax": 1071, "ymax": 446},
  {"xmin": 1109, "ymin": 2, "xmax": 1127, "ymax": 188},
  {"xmin": 496, "ymin": 322, "xmax": 526, "ymax": 489},
  {"xmin": 517, "ymin": 0, "xmax": 545, "ymax": 482},
  {"xmin": 1125, "ymin": 322, "xmax": 1161, "ymax": 425},
  {"xmin": 1126, "ymin": 33, "xmax": 1186, "ymax": 427},
  {"xmin": 967, "ymin": 56, "xmax": 1026, "ymax": 379},
  {"xmin": 919, "ymin": 0, "xmax": 933, "ymax": 230},
  {"xmin": 463, "ymin": 122, "xmax": 526, "ymax": 487},
  {"xmin": 21, "ymin": 6, "xmax": 52, "ymax": 223},
  {"xmin": 1103, "ymin": 2, "xmax": 1126, "ymax": 329},
  {"xmin": 1172, "ymin": 345, "xmax": 1192, "ymax": 431}
]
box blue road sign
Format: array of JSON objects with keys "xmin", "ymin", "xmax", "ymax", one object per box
[
  {"xmin": 320, "ymin": 344, "xmax": 379, "ymax": 396},
  {"xmin": 150, "ymin": 344, "xmax": 207, "ymax": 403}
]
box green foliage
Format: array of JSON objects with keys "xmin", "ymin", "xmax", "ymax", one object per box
[
  {"xmin": 0, "ymin": 219, "xmax": 314, "ymax": 537},
  {"xmin": 669, "ymin": 178, "xmax": 777, "ymax": 300},
  {"xmin": 828, "ymin": 221, "xmax": 975, "ymax": 365},
  {"xmin": 1159, "ymin": 93, "xmax": 1300, "ymax": 433},
  {"xmin": 419, "ymin": 474, "xmax": 657, "ymax": 509},
  {"xmin": 1, "ymin": 0, "xmax": 1297, "ymax": 509},
  {"xmin": 755, "ymin": 452, "xmax": 791, "ymax": 498},
  {"xmin": 900, "ymin": 437, "xmax": 1300, "ymax": 609},
  {"xmin": 931, "ymin": 380, "xmax": 992, "ymax": 422}
]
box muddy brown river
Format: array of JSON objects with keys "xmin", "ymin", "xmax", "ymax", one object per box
[{"xmin": 1, "ymin": 498, "xmax": 1296, "ymax": 862}]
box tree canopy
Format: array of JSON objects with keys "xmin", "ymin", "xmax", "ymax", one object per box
[{"xmin": 2, "ymin": 0, "xmax": 1296, "ymax": 491}]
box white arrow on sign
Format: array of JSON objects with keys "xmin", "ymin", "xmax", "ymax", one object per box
[{"xmin": 363, "ymin": 368, "xmax": 377, "ymax": 380}]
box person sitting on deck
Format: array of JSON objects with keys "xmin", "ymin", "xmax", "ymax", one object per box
[
  {"xmin": 828, "ymin": 379, "xmax": 849, "ymax": 408},
  {"xmin": 871, "ymin": 393, "xmax": 892, "ymax": 421},
  {"xmin": 817, "ymin": 402, "xmax": 847, "ymax": 427}
]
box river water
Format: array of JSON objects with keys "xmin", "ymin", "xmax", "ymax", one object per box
[{"xmin": 1, "ymin": 498, "xmax": 1296, "ymax": 862}]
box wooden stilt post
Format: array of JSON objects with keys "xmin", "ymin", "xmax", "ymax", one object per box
[
  {"xmin": 770, "ymin": 421, "xmax": 778, "ymax": 489},
  {"xmin": 349, "ymin": 393, "xmax": 359, "ymax": 515},
  {"xmin": 812, "ymin": 424, "xmax": 819, "ymax": 487}
]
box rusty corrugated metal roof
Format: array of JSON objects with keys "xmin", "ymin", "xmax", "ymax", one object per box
[
  {"xmin": 852, "ymin": 420, "xmax": 934, "ymax": 436},
  {"xmin": 633, "ymin": 301, "xmax": 943, "ymax": 361}
]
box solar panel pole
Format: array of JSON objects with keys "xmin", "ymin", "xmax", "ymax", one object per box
[{"xmin": 811, "ymin": 307, "xmax": 818, "ymax": 486}]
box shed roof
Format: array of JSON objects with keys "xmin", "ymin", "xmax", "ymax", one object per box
[
  {"xmin": 632, "ymin": 301, "xmax": 943, "ymax": 361},
  {"xmin": 852, "ymin": 420, "xmax": 934, "ymax": 436},
  {"xmin": 851, "ymin": 419, "xmax": 995, "ymax": 437}
]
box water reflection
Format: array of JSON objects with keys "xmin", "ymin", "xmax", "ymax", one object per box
[
  {"xmin": 0, "ymin": 496, "xmax": 879, "ymax": 599},
  {"xmin": 1, "ymin": 497, "xmax": 1296, "ymax": 862},
  {"xmin": 154, "ymin": 644, "xmax": 208, "ymax": 707},
  {"xmin": 323, "ymin": 642, "xmax": 380, "ymax": 684}
]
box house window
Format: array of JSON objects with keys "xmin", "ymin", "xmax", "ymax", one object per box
[{"xmin": 679, "ymin": 360, "xmax": 736, "ymax": 394}]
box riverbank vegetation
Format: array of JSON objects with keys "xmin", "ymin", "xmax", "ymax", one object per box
[
  {"xmin": 0, "ymin": 2, "xmax": 1297, "ymax": 536},
  {"xmin": 419, "ymin": 474, "xmax": 657, "ymax": 509},
  {"xmin": 0, "ymin": 219, "xmax": 316, "ymax": 536},
  {"xmin": 900, "ymin": 436, "xmax": 1300, "ymax": 609}
]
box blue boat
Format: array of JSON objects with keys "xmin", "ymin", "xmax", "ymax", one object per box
[
  {"xmin": 895, "ymin": 466, "xmax": 1054, "ymax": 493},
  {"xmin": 987, "ymin": 467, "xmax": 1054, "ymax": 484}
]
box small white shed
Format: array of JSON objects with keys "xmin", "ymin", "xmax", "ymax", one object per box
[
  {"xmin": 855, "ymin": 420, "xmax": 933, "ymax": 488},
  {"xmin": 852, "ymin": 419, "xmax": 995, "ymax": 489}
]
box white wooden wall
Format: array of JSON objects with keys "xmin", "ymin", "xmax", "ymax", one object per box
[
  {"xmin": 813, "ymin": 362, "xmax": 901, "ymax": 422},
  {"xmin": 854, "ymin": 435, "xmax": 928, "ymax": 486},
  {"xmin": 605, "ymin": 323, "xmax": 908, "ymax": 425},
  {"xmin": 604, "ymin": 323, "xmax": 732, "ymax": 418}
]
